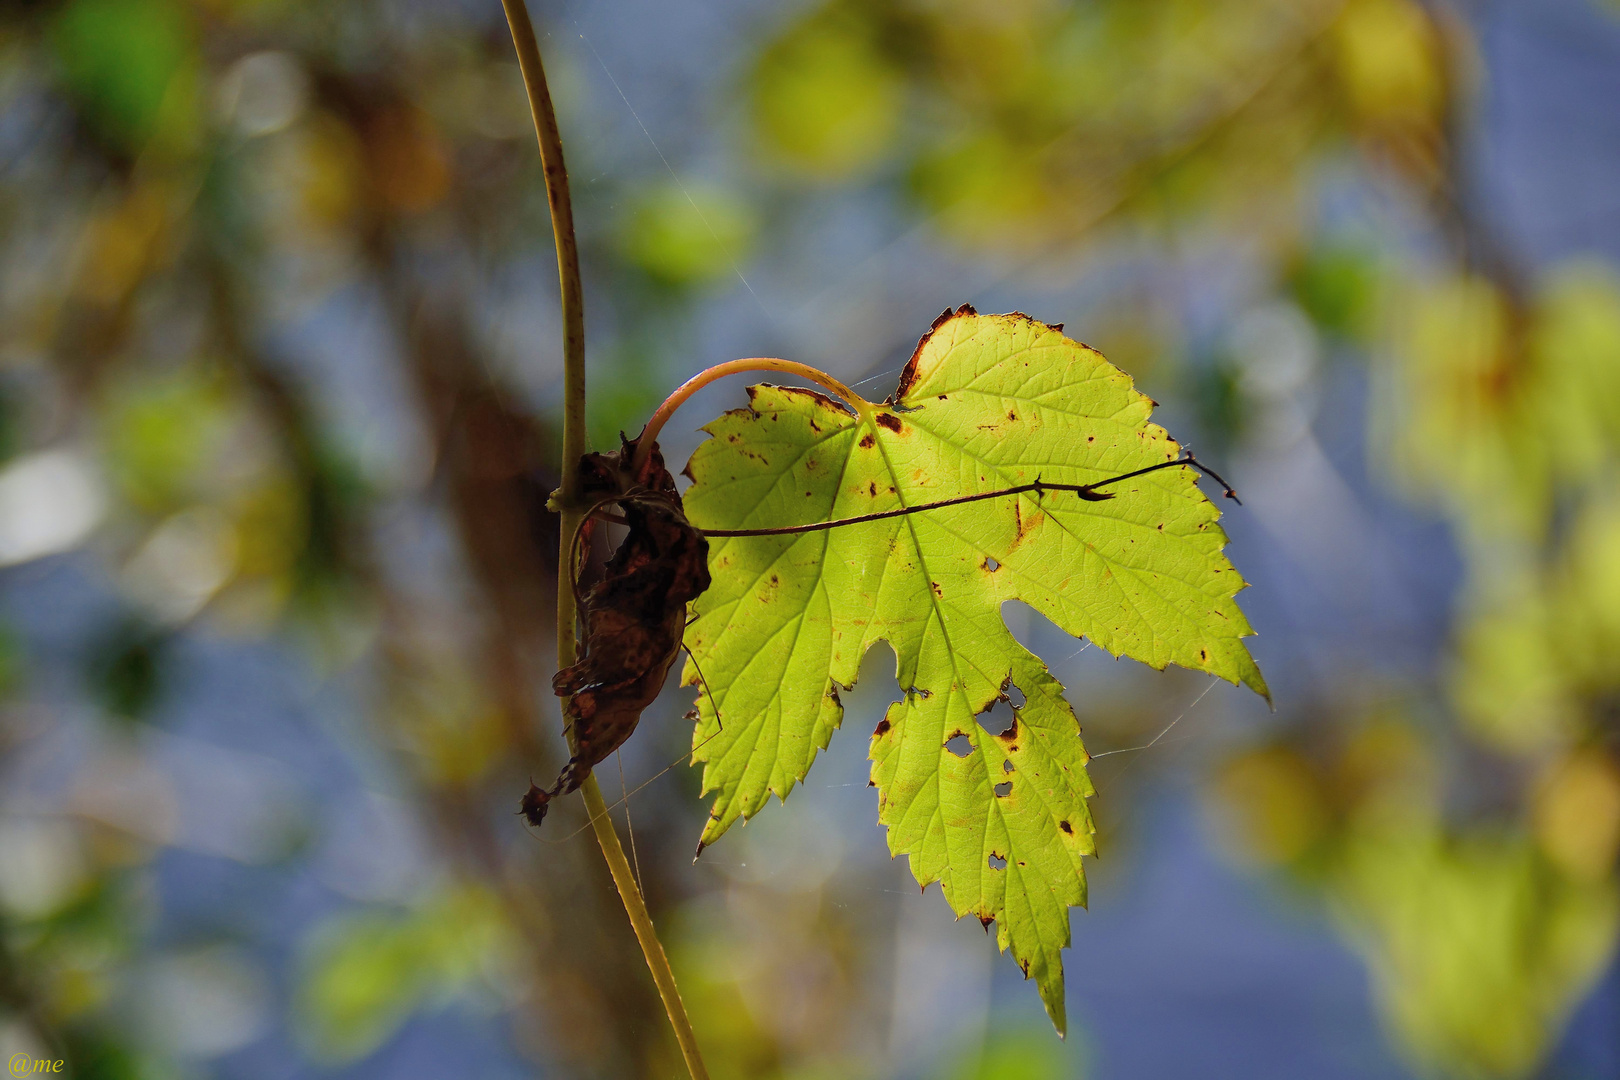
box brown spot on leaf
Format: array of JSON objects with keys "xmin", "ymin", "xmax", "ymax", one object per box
[
  {"xmin": 1008, "ymin": 411, "xmax": 1017, "ymax": 421},
  {"xmin": 1012, "ymin": 502, "xmax": 1043, "ymax": 543},
  {"xmin": 875, "ymin": 413, "xmax": 902, "ymax": 433},
  {"xmin": 874, "ymin": 719, "xmax": 891, "ymax": 737},
  {"xmin": 1059, "ymin": 820, "xmax": 1073, "ymax": 834},
  {"xmin": 859, "ymin": 433, "xmax": 876, "ymax": 449},
  {"xmin": 869, "ymin": 481, "xmax": 878, "ymax": 497}
]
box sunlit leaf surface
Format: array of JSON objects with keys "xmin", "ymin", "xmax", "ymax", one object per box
[{"xmin": 682, "ymin": 308, "xmax": 1266, "ymax": 1030}]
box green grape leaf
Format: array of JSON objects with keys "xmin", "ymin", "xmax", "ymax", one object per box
[{"xmin": 681, "ymin": 307, "xmax": 1267, "ymax": 1033}]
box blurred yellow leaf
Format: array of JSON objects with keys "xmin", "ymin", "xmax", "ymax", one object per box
[
  {"xmin": 1535, "ymin": 751, "xmax": 1620, "ymax": 882},
  {"xmin": 1378, "ymin": 274, "xmax": 1543, "ymax": 539},
  {"xmin": 100, "ymin": 370, "xmax": 231, "ymax": 513},
  {"xmin": 1526, "ymin": 264, "xmax": 1620, "ymax": 485},
  {"xmin": 1379, "ymin": 263, "xmax": 1620, "ymax": 552},
  {"xmin": 1550, "ymin": 489, "xmax": 1620, "ymax": 685},
  {"xmin": 1450, "ymin": 592, "xmax": 1579, "ymax": 753},
  {"xmin": 1337, "ymin": 829, "xmax": 1619, "ymax": 1079},
  {"xmin": 1333, "ymin": 0, "xmax": 1441, "ymax": 127}
]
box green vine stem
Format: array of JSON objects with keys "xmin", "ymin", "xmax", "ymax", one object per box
[
  {"xmin": 498, "ymin": 3, "xmax": 710, "ymax": 1076},
  {"xmin": 634, "ymin": 357, "xmax": 871, "ymax": 473}
]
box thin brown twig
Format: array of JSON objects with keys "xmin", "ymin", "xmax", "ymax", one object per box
[{"xmin": 702, "ymin": 454, "xmax": 1239, "ymax": 538}]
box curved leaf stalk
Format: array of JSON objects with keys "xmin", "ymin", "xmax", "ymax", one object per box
[
  {"xmin": 498, "ymin": 3, "xmax": 709, "ymax": 1076},
  {"xmin": 634, "ymin": 357, "xmax": 872, "ymax": 472}
]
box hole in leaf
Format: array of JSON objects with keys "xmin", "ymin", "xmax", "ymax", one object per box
[
  {"xmin": 1002, "ymin": 759, "xmax": 1014, "ymax": 774},
  {"xmin": 988, "ymin": 853, "xmax": 1007, "ymax": 870},
  {"xmin": 976, "ymin": 683, "xmax": 1023, "ymax": 737},
  {"xmin": 976, "ymin": 700, "xmax": 1014, "ymax": 736},
  {"xmin": 993, "ymin": 781, "xmax": 1011, "ymax": 798},
  {"xmin": 944, "ymin": 732, "xmax": 972, "ymax": 757},
  {"xmin": 983, "ymin": 556, "xmax": 1000, "ymax": 572}
]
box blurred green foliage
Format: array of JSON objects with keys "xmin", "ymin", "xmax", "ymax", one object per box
[
  {"xmin": 750, "ymin": 8, "xmax": 905, "ymax": 180},
  {"xmin": 83, "ymin": 618, "xmax": 171, "ymax": 721},
  {"xmin": 943, "ymin": 1025, "xmax": 1078, "ymax": 1080},
  {"xmin": 294, "ymin": 886, "xmax": 512, "ymax": 1064},
  {"xmin": 0, "ymin": 382, "xmax": 19, "ymax": 465},
  {"xmin": 0, "ymin": 625, "xmax": 21, "ymax": 698},
  {"xmin": 47, "ymin": 0, "xmax": 198, "ymax": 152},
  {"xmin": 99, "ymin": 369, "xmax": 231, "ymax": 514},
  {"xmin": 1289, "ymin": 245, "xmax": 1382, "ymax": 343},
  {"xmin": 619, "ymin": 181, "xmax": 757, "ymax": 287}
]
